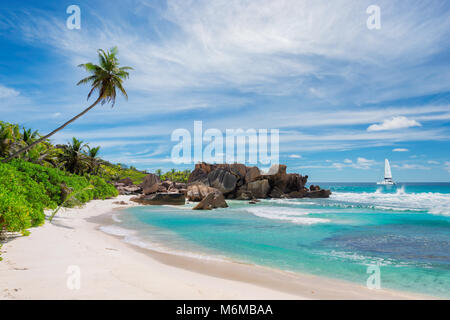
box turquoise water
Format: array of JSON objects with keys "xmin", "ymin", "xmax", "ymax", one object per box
[{"xmin": 108, "ymin": 183, "xmax": 450, "ymax": 298}]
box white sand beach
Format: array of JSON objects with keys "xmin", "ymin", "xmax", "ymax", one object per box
[{"xmin": 0, "ymin": 196, "xmax": 430, "ymax": 300}]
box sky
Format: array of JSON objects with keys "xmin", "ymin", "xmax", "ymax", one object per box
[{"xmin": 0, "ymin": 0, "xmax": 449, "ymax": 182}]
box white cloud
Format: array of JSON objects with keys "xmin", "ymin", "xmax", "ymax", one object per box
[
  {"xmin": 367, "ymin": 116, "xmax": 421, "ymax": 132},
  {"xmin": 427, "ymin": 160, "xmax": 439, "ymax": 165},
  {"xmin": 393, "ymin": 148, "xmax": 409, "ymax": 152},
  {"xmin": 305, "ymin": 157, "xmax": 376, "ymax": 170},
  {"xmin": 288, "ymin": 154, "xmax": 302, "ymax": 159},
  {"xmin": 3, "ymin": 1, "xmax": 450, "ymax": 169},
  {"xmin": 445, "ymin": 162, "xmax": 450, "ymax": 173},
  {"xmin": 11, "ymin": 0, "xmax": 450, "ymax": 102},
  {"xmin": 0, "ymin": 85, "xmax": 19, "ymax": 99},
  {"xmin": 355, "ymin": 157, "xmax": 375, "ymax": 169},
  {"xmin": 392, "ymin": 164, "xmax": 430, "ymax": 170}
]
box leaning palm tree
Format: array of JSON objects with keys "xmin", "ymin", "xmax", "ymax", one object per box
[{"xmin": 2, "ymin": 47, "xmax": 132, "ymax": 163}]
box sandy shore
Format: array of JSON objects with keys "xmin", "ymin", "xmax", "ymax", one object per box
[{"xmin": 0, "ymin": 196, "xmax": 430, "ymax": 300}]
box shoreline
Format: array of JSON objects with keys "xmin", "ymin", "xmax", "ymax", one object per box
[{"xmin": 0, "ymin": 196, "xmax": 433, "ymax": 300}]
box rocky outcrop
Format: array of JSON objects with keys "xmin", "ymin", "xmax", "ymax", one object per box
[
  {"xmin": 131, "ymin": 193, "xmax": 185, "ymax": 205},
  {"xmin": 186, "ymin": 183, "xmax": 219, "ymax": 201},
  {"xmin": 118, "ymin": 177, "xmax": 134, "ymax": 186},
  {"xmin": 140, "ymin": 173, "xmax": 160, "ymax": 195},
  {"xmin": 208, "ymin": 168, "xmax": 238, "ymax": 194},
  {"xmin": 247, "ymin": 179, "xmax": 270, "ymax": 199},
  {"xmin": 128, "ymin": 163, "xmax": 330, "ymax": 207},
  {"xmin": 193, "ymin": 192, "xmax": 228, "ymax": 210},
  {"xmin": 304, "ymin": 189, "xmax": 331, "ymax": 198},
  {"xmin": 245, "ymin": 166, "xmax": 261, "ymax": 183},
  {"xmin": 116, "ymin": 184, "xmax": 143, "ymax": 195},
  {"xmin": 187, "ymin": 162, "xmax": 330, "ymax": 200},
  {"xmin": 113, "ymin": 178, "xmax": 142, "ymax": 195},
  {"xmin": 235, "ymin": 186, "xmax": 253, "ymax": 200}
]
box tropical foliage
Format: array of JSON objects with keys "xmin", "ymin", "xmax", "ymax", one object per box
[
  {"xmin": 99, "ymin": 163, "xmax": 148, "ymax": 184},
  {"xmin": 0, "ymin": 121, "xmax": 148, "ymax": 237},
  {"xmin": 0, "ymin": 159, "xmax": 118, "ymax": 236},
  {"xmin": 0, "ymin": 121, "xmax": 57, "ymax": 165},
  {"xmin": 160, "ymin": 169, "xmax": 191, "ymax": 183},
  {"xmin": 0, "ymin": 47, "xmax": 135, "ymax": 238}
]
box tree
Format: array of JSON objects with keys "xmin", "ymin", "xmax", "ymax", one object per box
[
  {"xmin": 0, "ymin": 121, "xmax": 21, "ymax": 157},
  {"xmin": 87, "ymin": 146, "xmax": 101, "ymax": 174},
  {"xmin": 22, "ymin": 128, "xmax": 39, "ymax": 146},
  {"xmin": 59, "ymin": 137, "xmax": 89, "ymax": 175},
  {"xmin": 2, "ymin": 47, "xmax": 132, "ymax": 163}
]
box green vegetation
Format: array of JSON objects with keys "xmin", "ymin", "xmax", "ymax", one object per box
[
  {"xmin": 0, "ymin": 159, "xmax": 118, "ymax": 236},
  {"xmin": 0, "ymin": 120, "xmax": 191, "ymax": 237},
  {"xmin": 0, "ymin": 46, "xmax": 136, "ymax": 238},
  {"xmin": 99, "ymin": 162, "xmax": 148, "ymax": 184},
  {"xmin": 160, "ymin": 168, "xmax": 191, "ymax": 183},
  {"xmin": 0, "ymin": 120, "xmax": 149, "ymax": 236}
]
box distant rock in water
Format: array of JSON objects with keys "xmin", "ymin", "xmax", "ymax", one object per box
[{"xmin": 131, "ymin": 193, "xmax": 185, "ymax": 205}]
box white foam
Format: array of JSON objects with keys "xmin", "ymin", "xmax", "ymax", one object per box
[
  {"xmin": 264, "ymin": 198, "xmax": 316, "ymax": 206},
  {"xmin": 246, "ymin": 207, "xmax": 330, "ymax": 225},
  {"xmin": 331, "ymin": 191, "xmax": 450, "ymax": 216}
]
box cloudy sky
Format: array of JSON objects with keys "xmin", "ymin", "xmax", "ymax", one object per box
[{"xmin": 1, "ymin": 0, "xmax": 449, "ymax": 181}]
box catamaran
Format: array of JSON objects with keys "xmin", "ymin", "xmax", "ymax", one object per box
[{"xmin": 377, "ymin": 159, "xmax": 395, "ymax": 185}]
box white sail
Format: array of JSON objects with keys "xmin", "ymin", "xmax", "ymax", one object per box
[{"xmin": 384, "ymin": 159, "xmax": 392, "ymax": 179}]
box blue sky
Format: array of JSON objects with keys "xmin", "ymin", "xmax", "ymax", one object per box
[{"xmin": 0, "ymin": 0, "xmax": 449, "ymax": 181}]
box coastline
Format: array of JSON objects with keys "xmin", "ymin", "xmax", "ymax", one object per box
[{"xmin": 0, "ymin": 196, "xmax": 432, "ymax": 300}]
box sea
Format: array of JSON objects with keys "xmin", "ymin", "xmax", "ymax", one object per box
[{"xmin": 102, "ymin": 183, "xmax": 450, "ymax": 298}]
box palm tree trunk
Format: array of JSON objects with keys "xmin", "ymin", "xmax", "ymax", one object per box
[{"xmin": 2, "ymin": 96, "xmax": 103, "ymax": 163}]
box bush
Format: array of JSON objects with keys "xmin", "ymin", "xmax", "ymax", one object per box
[
  {"xmin": 0, "ymin": 159, "xmax": 118, "ymax": 235},
  {"xmin": 99, "ymin": 163, "xmax": 147, "ymax": 184}
]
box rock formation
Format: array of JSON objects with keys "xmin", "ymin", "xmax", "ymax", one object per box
[
  {"xmin": 119, "ymin": 162, "xmax": 330, "ymax": 208},
  {"xmin": 193, "ymin": 192, "xmax": 228, "ymax": 210},
  {"xmin": 131, "ymin": 193, "xmax": 185, "ymax": 205},
  {"xmin": 140, "ymin": 173, "xmax": 160, "ymax": 195},
  {"xmin": 186, "ymin": 184, "xmax": 219, "ymax": 201},
  {"xmin": 187, "ymin": 163, "xmax": 331, "ymax": 202}
]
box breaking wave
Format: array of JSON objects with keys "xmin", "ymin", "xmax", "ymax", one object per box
[
  {"xmin": 330, "ymin": 190, "xmax": 450, "ymax": 216},
  {"xmin": 246, "ymin": 207, "xmax": 330, "ymax": 225}
]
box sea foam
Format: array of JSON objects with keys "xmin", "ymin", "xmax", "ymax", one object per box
[
  {"xmin": 330, "ymin": 191, "xmax": 450, "ymax": 216},
  {"xmin": 246, "ymin": 207, "xmax": 330, "ymax": 225}
]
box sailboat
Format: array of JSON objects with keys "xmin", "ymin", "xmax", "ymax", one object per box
[{"xmin": 377, "ymin": 159, "xmax": 395, "ymax": 185}]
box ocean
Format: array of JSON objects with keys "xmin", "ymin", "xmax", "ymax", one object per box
[{"xmin": 103, "ymin": 183, "xmax": 450, "ymax": 298}]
